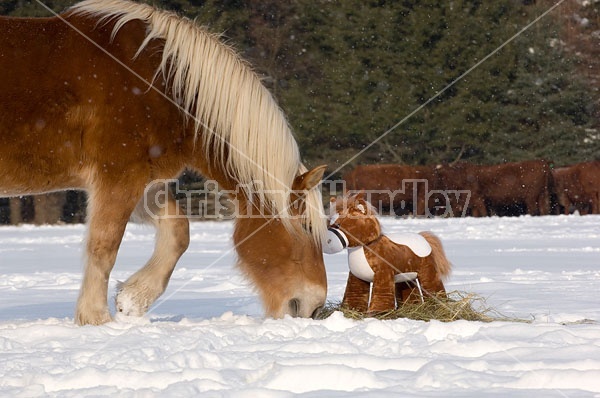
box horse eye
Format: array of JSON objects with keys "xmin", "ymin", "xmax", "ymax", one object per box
[
  {"xmin": 298, "ymin": 219, "xmax": 312, "ymax": 234},
  {"xmin": 291, "ymin": 199, "xmax": 301, "ymax": 210}
]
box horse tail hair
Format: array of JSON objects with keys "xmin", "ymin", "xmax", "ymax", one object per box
[{"xmin": 420, "ymin": 231, "xmax": 452, "ymax": 280}]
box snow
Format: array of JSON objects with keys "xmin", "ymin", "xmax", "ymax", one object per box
[{"xmin": 1, "ymin": 215, "xmax": 600, "ymax": 396}]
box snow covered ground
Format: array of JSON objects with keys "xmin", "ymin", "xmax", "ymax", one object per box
[{"xmin": 1, "ymin": 215, "xmax": 600, "ymax": 396}]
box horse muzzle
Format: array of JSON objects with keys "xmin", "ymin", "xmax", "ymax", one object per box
[{"xmin": 322, "ymin": 227, "xmax": 349, "ymax": 254}]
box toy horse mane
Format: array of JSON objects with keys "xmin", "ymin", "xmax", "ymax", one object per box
[{"xmin": 69, "ymin": 0, "xmax": 325, "ymax": 242}]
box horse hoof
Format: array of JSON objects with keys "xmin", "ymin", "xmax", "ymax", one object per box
[
  {"xmin": 75, "ymin": 309, "xmax": 112, "ymax": 326},
  {"xmin": 115, "ymin": 281, "xmax": 149, "ymax": 317}
]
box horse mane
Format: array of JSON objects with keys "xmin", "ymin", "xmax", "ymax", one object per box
[{"xmin": 68, "ymin": 0, "xmax": 325, "ymax": 242}]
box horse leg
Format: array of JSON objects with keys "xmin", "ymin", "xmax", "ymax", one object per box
[
  {"xmin": 368, "ymin": 267, "xmax": 396, "ymax": 313},
  {"xmin": 417, "ymin": 257, "xmax": 447, "ymax": 299},
  {"xmin": 395, "ymin": 281, "xmax": 412, "ymax": 305},
  {"xmin": 76, "ymin": 186, "xmax": 141, "ymax": 326},
  {"xmin": 115, "ymin": 183, "xmax": 190, "ymax": 317},
  {"xmin": 342, "ymin": 273, "xmax": 370, "ymax": 312},
  {"xmin": 470, "ymin": 196, "xmax": 487, "ymax": 217},
  {"xmin": 537, "ymin": 190, "xmax": 550, "ymax": 215}
]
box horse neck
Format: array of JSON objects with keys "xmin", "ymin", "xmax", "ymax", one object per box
[
  {"xmin": 231, "ymin": 195, "xmax": 301, "ymax": 256},
  {"xmin": 345, "ymin": 214, "xmax": 382, "ymax": 247},
  {"xmin": 190, "ymin": 154, "xmax": 281, "ymax": 219}
]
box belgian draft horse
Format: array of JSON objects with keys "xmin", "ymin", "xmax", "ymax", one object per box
[
  {"xmin": 0, "ymin": 0, "xmax": 328, "ymax": 325},
  {"xmin": 328, "ymin": 192, "xmax": 452, "ymax": 313}
]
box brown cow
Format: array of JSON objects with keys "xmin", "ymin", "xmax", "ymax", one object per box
[
  {"xmin": 342, "ymin": 164, "xmax": 435, "ymax": 217},
  {"xmin": 475, "ymin": 160, "xmax": 553, "ymax": 216},
  {"xmin": 552, "ymin": 161, "xmax": 600, "ymax": 214},
  {"xmin": 433, "ymin": 162, "xmax": 485, "ymax": 217}
]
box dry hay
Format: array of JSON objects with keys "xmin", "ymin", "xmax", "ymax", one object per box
[{"xmin": 316, "ymin": 291, "xmax": 530, "ymax": 323}]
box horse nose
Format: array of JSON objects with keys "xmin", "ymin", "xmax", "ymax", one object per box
[
  {"xmin": 310, "ymin": 305, "xmax": 324, "ymax": 319},
  {"xmin": 287, "ymin": 297, "xmax": 325, "ymax": 319},
  {"xmin": 288, "ymin": 298, "xmax": 301, "ymax": 317}
]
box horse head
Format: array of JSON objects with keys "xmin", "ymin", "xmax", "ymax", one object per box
[
  {"xmin": 328, "ymin": 191, "xmax": 382, "ymax": 248},
  {"xmin": 233, "ymin": 165, "xmax": 328, "ymax": 319}
]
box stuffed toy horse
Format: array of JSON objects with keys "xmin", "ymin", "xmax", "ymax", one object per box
[{"xmin": 323, "ymin": 192, "xmax": 452, "ymax": 313}]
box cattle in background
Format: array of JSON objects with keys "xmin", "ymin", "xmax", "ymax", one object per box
[
  {"xmin": 2, "ymin": 192, "xmax": 85, "ymax": 225},
  {"xmin": 342, "ymin": 164, "xmax": 435, "ymax": 216},
  {"xmin": 552, "ymin": 161, "xmax": 600, "ymax": 214},
  {"xmin": 343, "ymin": 159, "xmax": 558, "ymax": 218},
  {"xmin": 475, "ymin": 160, "xmax": 553, "ymax": 216},
  {"xmin": 433, "ymin": 162, "xmax": 485, "ymax": 217}
]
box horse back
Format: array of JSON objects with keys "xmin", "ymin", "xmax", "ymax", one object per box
[
  {"xmin": 365, "ymin": 236, "xmax": 418, "ymax": 274},
  {"xmin": 0, "ymin": 13, "xmax": 188, "ymax": 195}
]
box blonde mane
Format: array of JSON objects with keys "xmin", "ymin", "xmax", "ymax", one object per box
[{"xmin": 69, "ymin": 0, "xmax": 325, "ymax": 242}]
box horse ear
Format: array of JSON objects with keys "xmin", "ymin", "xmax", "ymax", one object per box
[
  {"xmin": 294, "ymin": 165, "xmax": 327, "ymax": 191},
  {"xmin": 356, "ymin": 203, "xmax": 366, "ymax": 214},
  {"xmin": 353, "ymin": 190, "xmax": 365, "ymax": 201},
  {"xmin": 353, "ymin": 191, "xmax": 370, "ymax": 214}
]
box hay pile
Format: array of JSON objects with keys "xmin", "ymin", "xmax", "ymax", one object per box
[{"xmin": 317, "ymin": 291, "xmax": 529, "ymax": 323}]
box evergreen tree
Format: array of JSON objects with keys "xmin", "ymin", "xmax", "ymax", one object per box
[{"xmin": 1, "ymin": 0, "xmax": 76, "ymax": 16}]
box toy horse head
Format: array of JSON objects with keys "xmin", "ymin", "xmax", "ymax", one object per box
[{"xmin": 324, "ymin": 192, "xmax": 382, "ymax": 252}]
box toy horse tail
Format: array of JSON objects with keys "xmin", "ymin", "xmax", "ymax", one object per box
[{"xmin": 419, "ymin": 232, "xmax": 452, "ymax": 281}]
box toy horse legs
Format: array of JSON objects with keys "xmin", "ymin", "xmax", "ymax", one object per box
[
  {"xmin": 342, "ymin": 273, "xmax": 370, "ymax": 312},
  {"xmin": 342, "ymin": 268, "xmax": 396, "ymax": 313},
  {"xmin": 76, "ymin": 182, "xmax": 145, "ymax": 326},
  {"xmin": 369, "ymin": 263, "xmax": 397, "ymax": 312},
  {"xmin": 395, "ymin": 280, "xmax": 422, "ymax": 303},
  {"xmin": 395, "ymin": 255, "xmax": 447, "ymax": 304},
  {"xmin": 116, "ymin": 182, "xmax": 190, "ymax": 317}
]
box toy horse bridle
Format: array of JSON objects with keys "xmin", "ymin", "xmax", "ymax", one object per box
[{"xmin": 325, "ymin": 226, "xmax": 349, "ymax": 252}]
